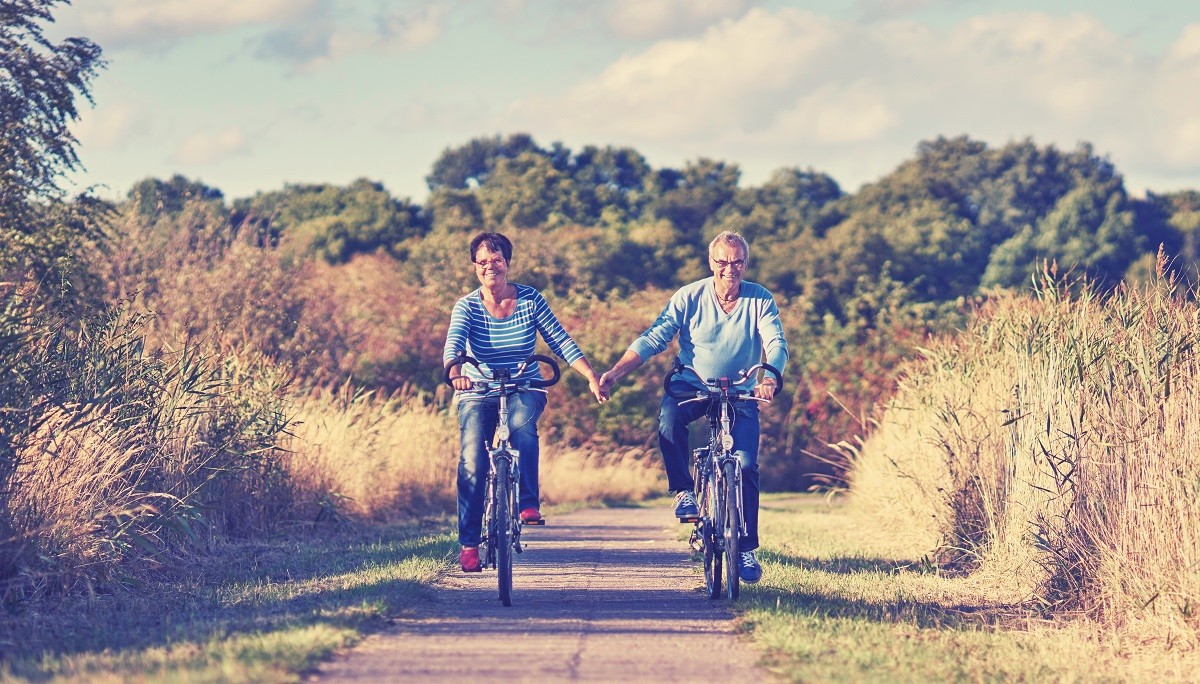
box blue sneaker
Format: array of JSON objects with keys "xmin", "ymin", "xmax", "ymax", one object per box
[
  {"xmin": 739, "ymin": 550, "xmax": 762, "ymax": 583},
  {"xmin": 673, "ymin": 491, "xmax": 699, "ymax": 520}
]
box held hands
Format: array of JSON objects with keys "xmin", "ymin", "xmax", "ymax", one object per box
[
  {"xmin": 588, "ymin": 374, "xmax": 607, "ymax": 404},
  {"xmin": 597, "ymin": 371, "xmax": 618, "ymax": 402}
]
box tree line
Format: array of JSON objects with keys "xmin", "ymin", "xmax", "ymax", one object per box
[{"xmin": 131, "ymin": 132, "xmax": 1200, "ymax": 317}]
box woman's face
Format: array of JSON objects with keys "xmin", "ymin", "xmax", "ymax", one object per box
[{"xmin": 472, "ymin": 244, "xmax": 509, "ymax": 288}]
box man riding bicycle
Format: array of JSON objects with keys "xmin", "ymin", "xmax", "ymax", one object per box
[{"xmin": 598, "ymin": 231, "xmax": 789, "ymax": 583}]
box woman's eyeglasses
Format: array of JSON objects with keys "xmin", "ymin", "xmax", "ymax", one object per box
[{"xmin": 473, "ymin": 258, "xmax": 507, "ymax": 269}]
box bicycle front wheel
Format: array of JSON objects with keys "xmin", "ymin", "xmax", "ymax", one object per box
[
  {"xmin": 707, "ymin": 478, "xmax": 725, "ymax": 599},
  {"xmin": 494, "ymin": 458, "xmax": 514, "ymax": 607},
  {"xmin": 702, "ymin": 517, "xmax": 721, "ymax": 599},
  {"xmin": 722, "ymin": 459, "xmax": 741, "ymax": 600}
]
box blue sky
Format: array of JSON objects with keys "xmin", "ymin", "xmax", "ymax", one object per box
[{"xmin": 50, "ymin": 0, "xmax": 1200, "ymax": 204}]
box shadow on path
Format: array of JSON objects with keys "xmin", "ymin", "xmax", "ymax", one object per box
[{"xmin": 317, "ymin": 507, "xmax": 769, "ymax": 683}]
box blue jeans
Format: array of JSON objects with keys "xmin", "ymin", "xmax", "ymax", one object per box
[
  {"xmin": 456, "ymin": 390, "xmax": 547, "ymax": 547},
  {"xmin": 658, "ymin": 382, "xmax": 762, "ymax": 551}
]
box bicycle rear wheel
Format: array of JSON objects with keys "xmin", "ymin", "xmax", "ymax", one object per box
[
  {"xmin": 722, "ymin": 460, "xmax": 741, "ymax": 600},
  {"xmin": 494, "ymin": 456, "xmax": 514, "ymax": 607}
]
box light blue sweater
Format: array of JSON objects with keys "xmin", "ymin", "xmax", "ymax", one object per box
[{"xmin": 629, "ymin": 278, "xmax": 788, "ymax": 390}]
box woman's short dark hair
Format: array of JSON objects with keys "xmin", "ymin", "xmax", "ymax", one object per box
[{"xmin": 469, "ymin": 232, "xmax": 513, "ymax": 262}]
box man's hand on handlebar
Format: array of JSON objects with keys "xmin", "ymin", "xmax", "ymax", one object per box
[{"xmin": 753, "ymin": 377, "xmax": 778, "ymax": 402}]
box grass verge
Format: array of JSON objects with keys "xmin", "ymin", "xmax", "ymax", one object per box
[
  {"xmin": 738, "ymin": 494, "xmax": 1200, "ymax": 683},
  {"xmin": 1, "ymin": 521, "xmax": 456, "ymax": 683}
]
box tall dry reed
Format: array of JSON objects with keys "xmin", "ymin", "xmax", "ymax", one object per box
[
  {"xmin": 282, "ymin": 384, "xmax": 663, "ymax": 522},
  {"xmin": 0, "ymin": 291, "xmax": 295, "ymax": 597},
  {"xmin": 850, "ymin": 261, "xmax": 1200, "ymax": 643},
  {"xmin": 282, "ymin": 384, "xmax": 459, "ymax": 521}
]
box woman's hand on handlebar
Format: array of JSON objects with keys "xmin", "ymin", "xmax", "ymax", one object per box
[{"xmin": 447, "ymin": 365, "xmax": 475, "ymax": 391}]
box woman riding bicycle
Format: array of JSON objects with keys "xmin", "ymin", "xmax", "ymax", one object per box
[{"xmin": 443, "ymin": 232, "xmax": 604, "ymax": 572}]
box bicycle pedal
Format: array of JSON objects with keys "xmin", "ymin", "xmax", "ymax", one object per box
[
  {"xmin": 678, "ymin": 516, "xmax": 701, "ymax": 523},
  {"xmin": 522, "ymin": 518, "xmax": 546, "ymax": 526}
]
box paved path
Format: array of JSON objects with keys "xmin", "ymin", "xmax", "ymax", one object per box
[{"xmin": 315, "ymin": 506, "xmax": 770, "ymax": 683}]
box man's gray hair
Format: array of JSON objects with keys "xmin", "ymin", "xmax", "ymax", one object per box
[{"xmin": 708, "ymin": 230, "xmax": 750, "ymax": 262}]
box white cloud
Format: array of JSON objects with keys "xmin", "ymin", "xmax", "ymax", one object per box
[
  {"xmin": 55, "ymin": 0, "xmax": 321, "ymax": 50},
  {"xmin": 1166, "ymin": 23, "xmax": 1200, "ymax": 63},
  {"xmin": 71, "ymin": 100, "xmax": 148, "ymax": 150},
  {"xmin": 604, "ymin": 0, "xmax": 753, "ymax": 40},
  {"xmin": 854, "ymin": 0, "xmax": 948, "ymax": 22},
  {"xmin": 509, "ymin": 8, "xmax": 1200, "ymax": 190},
  {"xmin": 256, "ymin": 3, "xmax": 449, "ymax": 70},
  {"xmin": 1147, "ymin": 23, "xmax": 1200, "ymax": 170},
  {"xmin": 767, "ymin": 83, "xmax": 899, "ymax": 145},
  {"xmin": 513, "ymin": 8, "xmax": 840, "ymax": 139},
  {"xmin": 378, "ymin": 4, "xmax": 449, "ymax": 52},
  {"xmin": 172, "ymin": 127, "xmax": 251, "ymax": 166},
  {"xmin": 54, "ymin": 0, "xmax": 447, "ymax": 67}
]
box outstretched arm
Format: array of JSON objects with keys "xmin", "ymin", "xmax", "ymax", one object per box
[
  {"xmin": 570, "ymin": 357, "xmax": 605, "ymax": 403},
  {"xmin": 597, "ymin": 350, "xmax": 645, "ymax": 399}
]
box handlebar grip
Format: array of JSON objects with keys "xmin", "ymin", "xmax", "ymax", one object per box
[
  {"xmin": 759, "ymin": 363, "xmax": 783, "ymax": 398},
  {"xmin": 524, "ymin": 354, "xmax": 561, "ymax": 388},
  {"xmin": 663, "ymin": 360, "xmax": 696, "ymax": 400},
  {"xmin": 444, "ymin": 352, "xmax": 480, "ymax": 386}
]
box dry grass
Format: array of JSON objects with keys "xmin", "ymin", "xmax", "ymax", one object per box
[
  {"xmin": 0, "ymin": 293, "xmax": 296, "ymax": 600},
  {"xmin": 745, "ymin": 494, "xmax": 1200, "ymax": 683},
  {"xmin": 847, "ymin": 261, "xmax": 1200, "ymax": 646},
  {"xmin": 282, "ymin": 384, "xmax": 459, "ymax": 521},
  {"xmin": 282, "ymin": 383, "xmax": 663, "ymax": 521},
  {"xmin": 540, "ymin": 445, "xmax": 664, "ymax": 506}
]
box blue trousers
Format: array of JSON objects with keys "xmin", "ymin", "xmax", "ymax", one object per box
[
  {"xmin": 658, "ymin": 383, "xmax": 761, "ymax": 551},
  {"xmin": 455, "ymin": 390, "xmax": 546, "ymax": 547}
]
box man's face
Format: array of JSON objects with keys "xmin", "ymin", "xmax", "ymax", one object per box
[{"xmin": 709, "ymin": 242, "xmax": 747, "ymax": 289}]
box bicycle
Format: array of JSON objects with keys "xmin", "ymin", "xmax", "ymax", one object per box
[
  {"xmin": 444, "ymin": 352, "xmax": 561, "ymax": 607},
  {"xmin": 664, "ymin": 360, "xmax": 782, "ymax": 600}
]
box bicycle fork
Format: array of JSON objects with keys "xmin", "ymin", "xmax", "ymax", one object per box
[
  {"xmin": 717, "ymin": 452, "xmax": 747, "ymax": 540},
  {"xmin": 717, "ymin": 404, "xmax": 749, "ymax": 541},
  {"xmin": 484, "ymin": 448, "xmax": 522, "ymax": 567}
]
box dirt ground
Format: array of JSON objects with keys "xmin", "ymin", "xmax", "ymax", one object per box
[{"xmin": 314, "ymin": 505, "xmax": 771, "ymax": 683}]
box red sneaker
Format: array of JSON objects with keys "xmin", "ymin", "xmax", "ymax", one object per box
[
  {"xmin": 519, "ymin": 507, "xmax": 544, "ymax": 524},
  {"xmin": 460, "ymin": 546, "xmax": 482, "ymax": 572}
]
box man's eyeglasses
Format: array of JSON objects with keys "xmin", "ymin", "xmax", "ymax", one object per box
[
  {"xmin": 711, "ymin": 258, "xmax": 746, "ymax": 269},
  {"xmin": 473, "ymin": 258, "xmax": 506, "ymax": 269}
]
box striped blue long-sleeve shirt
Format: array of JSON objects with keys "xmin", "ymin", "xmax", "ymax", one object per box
[{"xmin": 443, "ymin": 284, "xmax": 585, "ymax": 392}]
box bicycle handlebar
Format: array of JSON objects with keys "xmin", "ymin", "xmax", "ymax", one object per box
[
  {"xmin": 662, "ymin": 360, "xmax": 783, "ymax": 401},
  {"xmin": 443, "ymin": 352, "xmax": 562, "ymax": 390}
]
